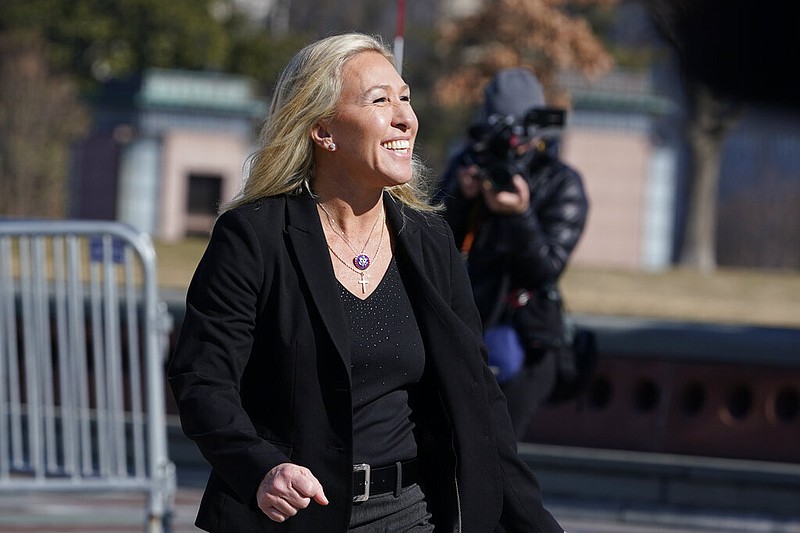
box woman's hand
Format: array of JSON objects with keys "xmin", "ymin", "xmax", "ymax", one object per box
[
  {"xmin": 257, "ymin": 463, "xmax": 329, "ymax": 522},
  {"xmin": 482, "ymin": 174, "xmax": 530, "ymax": 215}
]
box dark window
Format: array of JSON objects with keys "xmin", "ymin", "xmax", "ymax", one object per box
[
  {"xmin": 185, "ymin": 173, "xmax": 223, "ymax": 236},
  {"xmin": 187, "ymin": 174, "xmax": 222, "ymax": 215}
]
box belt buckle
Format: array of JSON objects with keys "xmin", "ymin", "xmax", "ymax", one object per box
[{"xmin": 352, "ymin": 463, "xmax": 371, "ymax": 502}]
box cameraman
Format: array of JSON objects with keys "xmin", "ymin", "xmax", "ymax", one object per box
[{"xmin": 437, "ymin": 68, "xmax": 589, "ymax": 439}]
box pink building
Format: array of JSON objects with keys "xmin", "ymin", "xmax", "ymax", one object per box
[
  {"xmin": 72, "ymin": 67, "xmax": 676, "ymax": 269},
  {"xmin": 72, "ymin": 69, "xmax": 263, "ymax": 242},
  {"xmin": 559, "ymin": 71, "xmax": 676, "ymax": 271}
]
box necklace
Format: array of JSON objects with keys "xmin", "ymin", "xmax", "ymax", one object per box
[
  {"xmin": 317, "ymin": 201, "xmax": 383, "ymax": 271},
  {"xmin": 326, "ymin": 211, "xmax": 385, "ymax": 294}
]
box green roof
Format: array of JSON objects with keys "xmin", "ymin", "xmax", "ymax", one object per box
[
  {"xmin": 571, "ymin": 89, "xmax": 675, "ymax": 115},
  {"xmin": 137, "ymin": 68, "xmax": 264, "ymax": 116}
]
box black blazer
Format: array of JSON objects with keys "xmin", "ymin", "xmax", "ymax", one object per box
[{"xmin": 168, "ymin": 191, "xmax": 563, "ymax": 533}]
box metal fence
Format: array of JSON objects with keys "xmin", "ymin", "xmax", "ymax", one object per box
[{"xmin": 0, "ymin": 220, "xmax": 176, "ymax": 533}]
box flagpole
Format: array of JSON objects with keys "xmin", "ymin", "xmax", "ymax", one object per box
[{"xmin": 394, "ymin": 0, "xmax": 406, "ymax": 75}]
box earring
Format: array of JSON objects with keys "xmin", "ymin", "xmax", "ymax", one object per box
[{"xmin": 329, "ymin": 143, "xmax": 337, "ymax": 151}]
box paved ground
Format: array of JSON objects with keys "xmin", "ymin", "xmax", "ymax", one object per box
[
  {"xmin": 3, "ymin": 487, "xmax": 800, "ymax": 533},
  {"xmin": 0, "ymin": 487, "xmax": 203, "ymax": 533},
  {"xmin": 4, "ymin": 450, "xmax": 800, "ymax": 533},
  {"xmin": 548, "ymin": 501, "xmax": 800, "ymax": 533},
  {"xmin": 4, "ymin": 440, "xmax": 800, "ymax": 533}
]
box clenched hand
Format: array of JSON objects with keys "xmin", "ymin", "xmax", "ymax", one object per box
[{"xmin": 257, "ymin": 463, "xmax": 329, "ymax": 522}]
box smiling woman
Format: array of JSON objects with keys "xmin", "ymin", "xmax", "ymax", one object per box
[
  {"xmin": 311, "ymin": 50, "xmax": 416, "ymax": 192},
  {"xmin": 167, "ymin": 32, "xmax": 565, "ymax": 533},
  {"xmin": 309, "ymin": 49, "xmax": 418, "ymax": 299}
]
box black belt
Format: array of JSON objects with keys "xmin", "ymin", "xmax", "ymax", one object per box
[{"xmin": 352, "ymin": 458, "xmax": 419, "ymax": 502}]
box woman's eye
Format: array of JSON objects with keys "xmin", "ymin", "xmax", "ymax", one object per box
[
  {"xmin": 401, "ymin": 95, "xmax": 411, "ymax": 102},
  {"xmin": 373, "ymin": 97, "xmax": 388, "ymax": 103}
]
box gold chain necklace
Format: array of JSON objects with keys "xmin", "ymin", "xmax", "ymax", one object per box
[
  {"xmin": 317, "ymin": 201, "xmax": 383, "ymax": 271},
  {"xmin": 326, "ymin": 211, "xmax": 385, "ymax": 294}
]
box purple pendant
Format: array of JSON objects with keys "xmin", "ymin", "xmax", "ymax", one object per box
[{"xmin": 353, "ymin": 254, "xmax": 371, "ymax": 270}]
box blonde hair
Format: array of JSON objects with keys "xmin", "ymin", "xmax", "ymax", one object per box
[{"xmin": 223, "ymin": 32, "xmax": 437, "ymax": 213}]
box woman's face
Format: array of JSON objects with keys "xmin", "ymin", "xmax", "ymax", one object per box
[{"xmin": 320, "ymin": 51, "xmax": 418, "ymax": 189}]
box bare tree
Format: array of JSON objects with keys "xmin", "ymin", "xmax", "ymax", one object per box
[
  {"xmin": 644, "ymin": 0, "xmax": 793, "ymax": 271},
  {"xmin": 644, "ymin": 0, "xmax": 741, "ymax": 271},
  {"xmin": 681, "ymin": 82, "xmax": 743, "ymax": 271},
  {"xmin": 0, "ymin": 31, "xmax": 88, "ymax": 217}
]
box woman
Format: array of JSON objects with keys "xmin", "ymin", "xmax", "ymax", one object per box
[{"xmin": 168, "ymin": 32, "xmax": 565, "ymax": 533}]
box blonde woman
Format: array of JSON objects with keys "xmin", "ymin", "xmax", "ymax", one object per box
[{"xmin": 168, "ymin": 32, "xmax": 565, "ymax": 533}]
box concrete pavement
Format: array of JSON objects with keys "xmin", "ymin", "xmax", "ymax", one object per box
[
  {"xmin": 4, "ymin": 437, "xmax": 800, "ymax": 533},
  {"xmin": 0, "ymin": 487, "xmax": 203, "ymax": 533},
  {"xmin": 3, "ymin": 481, "xmax": 800, "ymax": 532}
]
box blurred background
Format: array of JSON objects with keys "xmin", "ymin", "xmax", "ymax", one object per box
[
  {"xmin": 1, "ymin": 0, "xmax": 799, "ymax": 530},
  {"xmin": 2, "ymin": 0, "xmax": 799, "ymax": 310}
]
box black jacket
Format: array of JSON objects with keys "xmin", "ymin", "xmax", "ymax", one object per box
[
  {"xmin": 439, "ymin": 145, "xmax": 589, "ymax": 331},
  {"xmin": 167, "ymin": 191, "xmax": 564, "ymax": 532}
]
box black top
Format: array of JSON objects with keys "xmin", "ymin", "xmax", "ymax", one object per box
[
  {"xmin": 338, "ymin": 257, "xmax": 425, "ymax": 466},
  {"xmin": 339, "ymin": 259, "xmax": 425, "ymax": 466}
]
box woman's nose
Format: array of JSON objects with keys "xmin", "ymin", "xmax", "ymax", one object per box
[{"xmin": 393, "ymin": 106, "xmax": 416, "ymax": 133}]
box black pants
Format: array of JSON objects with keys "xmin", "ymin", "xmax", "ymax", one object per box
[
  {"xmin": 500, "ymin": 349, "xmax": 558, "ymax": 440},
  {"xmin": 349, "ymin": 484, "xmax": 434, "ymax": 533}
]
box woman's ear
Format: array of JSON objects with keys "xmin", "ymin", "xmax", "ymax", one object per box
[{"xmin": 310, "ymin": 122, "xmax": 333, "ymax": 150}]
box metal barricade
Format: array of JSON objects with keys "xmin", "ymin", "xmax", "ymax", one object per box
[{"xmin": 0, "ymin": 220, "xmax": 176, "ymax": 533}]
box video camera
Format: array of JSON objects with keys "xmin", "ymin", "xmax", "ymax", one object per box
[{"xmin": 463, "ymin": 107, "xmax": 565, "ymax": 190}]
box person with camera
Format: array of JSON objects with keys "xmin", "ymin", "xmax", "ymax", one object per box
[{"xmin": 437, "ymin": 67, "xmax": 589, "ymax": 439}]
